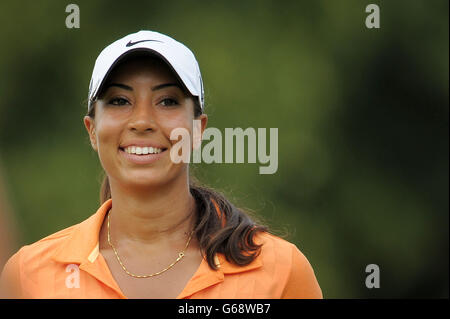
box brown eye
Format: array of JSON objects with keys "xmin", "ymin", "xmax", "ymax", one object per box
[
  {"xmin": 109, "ymin": 97, "xmax": 129, "ymax": 106},
  {"xmin": 160, "ymin": 98, "xmax": 179, "ymax": 107}
]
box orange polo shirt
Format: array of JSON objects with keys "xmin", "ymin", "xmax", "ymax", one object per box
[{"xmin": 0, "ymin": 199, "xmax": 323, "ymax": 299}]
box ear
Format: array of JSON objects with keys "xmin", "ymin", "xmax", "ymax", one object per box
[
  {"xmin": 193, "ymin": 114, "xmax": 208, "ymax": 150},
  {"xmin": 83, "ymin": 116, "xmax": 98, "ymax": 152},
  {"xmin": 199, "ymin": 113, "xmax": 208, "ymax": 136}
]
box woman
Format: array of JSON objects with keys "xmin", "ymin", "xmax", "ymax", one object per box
[{"xmin": 0, "ymin": 30, "xmax": 322, "ymax": 299}]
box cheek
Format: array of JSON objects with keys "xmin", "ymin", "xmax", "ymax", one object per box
[
  {"xmin": 159, "ymin": 112, "xmax": 194, "ymax": 145},
  {"xmin": 95, "ymin": 117, "xmax": 123, "ymax": 152}
]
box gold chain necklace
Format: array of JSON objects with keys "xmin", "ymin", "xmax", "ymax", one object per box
[{"xmin": 107, "ymin": 211, "xmax": 194, "ymax": 278}]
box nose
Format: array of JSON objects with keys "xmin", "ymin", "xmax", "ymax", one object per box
[{"xmin": 128, "ymin": 99, "xmax": 157, "ymax": 133}]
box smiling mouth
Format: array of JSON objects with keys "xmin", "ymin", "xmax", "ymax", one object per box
[{"xmin": 119, "ymin": 146, "xmax": 168, "ymax": 155}]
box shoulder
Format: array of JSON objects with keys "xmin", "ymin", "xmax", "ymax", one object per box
[
  {"xmin": 256, "ymin": 231, "xmax": 296, "ymax": 252},
  {"xmin": 12, "ymin": 224, "xmax": 77, "ymax": 264},
  {"xmin": 255, "ymin": 231, "xmax": 304, "ymax": 265},
  {"xmin": 0, "ymin": 224, "xmax": 77, "ymax": 297},
  {"xmin": 256, "ymin": 232, "xmax": 323, "ymax": 299}
]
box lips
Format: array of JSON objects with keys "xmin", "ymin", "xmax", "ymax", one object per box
[
  {"xmin": 122, "ymin": 145, "xmax": 165, "ymax": 155},
  {"xmin": 118, "ymin": 140, "xmax": 169, "ymax": 164},
  {"xmin": 119, "ymin": 147, "xmax": 167, "ymax": 164}
]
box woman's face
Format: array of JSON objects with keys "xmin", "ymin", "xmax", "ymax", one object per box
[{"xmin": 84, "ymin": 55, "xmax": 207, "ymax": 190}]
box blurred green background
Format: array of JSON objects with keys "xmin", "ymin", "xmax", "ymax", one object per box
[{"xmin": 0, "ymin": 0, "xmax": 448, "ymax": 298}]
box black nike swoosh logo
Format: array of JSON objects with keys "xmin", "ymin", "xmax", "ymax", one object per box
[{"xmin": 126, "ymin": 39, "xmax": 162, "ymax": 47}]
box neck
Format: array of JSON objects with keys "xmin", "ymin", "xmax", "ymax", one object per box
[{"xmin": 106, "ymin": 175, "xmax": 197, "ymax": 246}]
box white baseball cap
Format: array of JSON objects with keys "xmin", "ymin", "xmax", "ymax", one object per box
[{"xmin": 87, "ymin": 30, "xmax": 204, "ymax": 112}]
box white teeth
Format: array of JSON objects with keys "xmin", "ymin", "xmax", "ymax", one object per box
[{"xmin": 124, "ymin": 146, "xmax": 163, "ymax": 155}]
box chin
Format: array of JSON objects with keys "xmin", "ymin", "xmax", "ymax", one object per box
[{"xmin": 119, "ymin": 170, "xmax": 175, "ymax": 189}]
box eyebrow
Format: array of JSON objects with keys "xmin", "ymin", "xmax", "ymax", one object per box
[
  {"xmin": 103, "ymin": 82, "xmax": 182, "ymax": 92},
  {"xmin": 105, "ymin": 83, "xmax": 132, "ymax": 91},
  {"xmin": 151, "ymin": 83, "xmax": 182, "ymax": 91}
]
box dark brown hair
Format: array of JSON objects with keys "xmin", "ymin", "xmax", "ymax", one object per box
[{"xmin": 87, "ymin": 63, "xmax": 268, "ymax": 269}]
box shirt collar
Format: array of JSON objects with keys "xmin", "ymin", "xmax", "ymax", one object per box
[
  {"xmin": 51, "ymin": 199, "xmax": 111, "ymax": 265},
  {"xmin": 176, "ymin": 248, "xmax": 262, "ymax": 299},
  {"xmin": 51, "ymin": 198, "xmax": 263, "ymax": 298}
]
